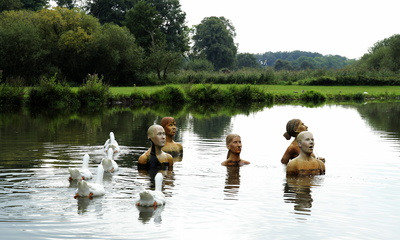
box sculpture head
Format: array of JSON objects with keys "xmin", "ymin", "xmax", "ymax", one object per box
[
  {"xmin": 147, "ymin": 124, "xmax": 166, "ymax": 147},
  {"xmin": 283, "ymin": 119, "xmax": 308, "ymax": 140},
  {"xmin": 161, "ymin": 117, "xmax": 177, "ymax": 137},
  {"xmin": 297, "ymin": 131, "xmax": 314, "ymax": 155},
  {"xmin": 226, "ymin": 133, "xmax": 242, "ymax": 157}
]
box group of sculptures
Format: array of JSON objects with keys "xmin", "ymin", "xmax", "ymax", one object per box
[{"xmin": 139, "ymin": 117, "xmax": 325, "ymax": 176}]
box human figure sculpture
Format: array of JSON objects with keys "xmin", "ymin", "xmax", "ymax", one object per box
[
  {"xmin": 160, "ymin": 117, "xmax": 183, "ymax": 159},
  {"xmin": 286, "ymin": 131, "xmax": 325, "ymax": 176},
  {"xmin": 281, "ymin": 119, "xmax": 324, "ymax": 164},
  {"xmin": 221, "ymin": 134, "xmax": 250, "ymax": 166},
  {"xmin": 138, "ymin": 125, "xmax": 174, "ymax": 170}
]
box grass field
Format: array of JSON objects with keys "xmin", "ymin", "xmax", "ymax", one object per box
[{"xmin": 108, "ymin": 85, "xmax": 400, "ymax": 96}]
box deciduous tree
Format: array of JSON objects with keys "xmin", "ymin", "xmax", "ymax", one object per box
[
  {"xmin": 192, "ymin": 16, "xmax": 237, "ymax": 70},
  {"xmin": 237, "ymin": 53, "xmax": 259, "ymax": 69},
  {"xmin": 0, "ymin": 0, "xmax": 49, "ymax": 11}
]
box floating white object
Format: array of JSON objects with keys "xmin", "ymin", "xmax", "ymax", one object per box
[
  {"xmin": 68, "ymin": 153, "xmax": 92, "ymax": 181},
  {"xmin": 101, "ymin": 148, "xmax": 119, "ymax": 173},
  {"xmin": 104, "ymin": 132, "xmax": 120, "ymax": 153},
  {"xmin": 75, "ymin": 164, "xmax": 105, "ymax": 199},
  {"xmin": 135, "ymin": 173, "xmax": 166, "ymax": 208}
]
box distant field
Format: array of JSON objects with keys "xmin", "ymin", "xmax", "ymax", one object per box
[{"xmin": 108, "ymin": 85, "xmax": 400, "ymax": 96}]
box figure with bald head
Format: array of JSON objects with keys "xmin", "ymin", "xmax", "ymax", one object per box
[
  {"xmin": 281, "ymin": 119, "xmax": 324, "ymax": 164},
  {"xmin": 286, "ymin": 131, "xmax": 325, "ymax": 176},
  {"xmin": 138, "ymin": 124, "xmax": 173, "ymax": 169},
  {"xmin": 160, "ymin": 117, "xmax": 183, "ymax": 159},
  {"xmin": 221, "ymin": 134, "xmax": 250, "ymax": 166}
]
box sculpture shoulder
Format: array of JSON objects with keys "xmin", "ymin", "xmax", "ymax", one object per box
[
  {"xmin": 286, "ymin": 158, "xmax": 299, "ymax": 175},
  {"xmin": 162, "ymin": 141, "xmax": 183, "ymax": 152},
  {"xmin": 138, "ymin": 149, "xmax": 150, "ymax": 165},
  {"xmin": 281, "ymin": 141, "xmax": 300, "ymax": 164}
]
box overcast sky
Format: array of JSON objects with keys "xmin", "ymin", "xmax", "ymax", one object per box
[{"xmin": 179, "ymin": 0, "xmax": 400, "ymax": 59}]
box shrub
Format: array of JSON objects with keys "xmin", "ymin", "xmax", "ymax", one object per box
[
  {"xmin": 28, "ymin": 74, "xmax": 79, "ymax": 111},
  {"xmin": 300, "ymin": 90, "xmax": 327, "ymax": 103},
  {"xmin": 185, "ymin": 84, "xmax": 225, "ymax": 104},
  {"xmin": 185, "ymin": 59, "xmax": 214, "ymax": 72},
  {"xmin": 151, "ymin": 86, "xmax": 186, "ymax": 104},
  {"xmin": 226, "ymin": 85, "xmax": 273, "ymax": 104},
  {"xmin": 300, "ymin": 76, "xmax": 337, "ymax": 86},
  {"xmin": 0, "ymin": 84, "xmax": 25, "ymax": 111},
  {"xmin": 352, "ymin": 92, "xmax": 365, "ymax": 101},
  {"xmin": 78, "ymin": 74, "xmax": 110, "ymax": 110}
]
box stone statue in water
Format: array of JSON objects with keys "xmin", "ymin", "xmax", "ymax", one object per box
[
  {"xmin": 281, "ymin": 119, "xmax": 325, "ymax": 164},
  {"xmin": 221, "ymin": 134, "xmax": 250, "ymax": 166},
  {"xmin": 160, "ymin": 117, "xmax": 183, "ymax": 160},
  {"xmin": 138, "ymin": 124, "xmax": 174, "ymax": 170},
  {"xmin": 286, "ymin": 131, "xmax": 325, "ymax": 176}
]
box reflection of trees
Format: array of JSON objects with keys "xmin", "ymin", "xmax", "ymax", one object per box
[
  {"xmin": 137, "ymin": 205, "xmax": 165, "ymax": 224},
  {"xmin": 355, "ymin": 102, "xmax": 400, "ymax": 138},
  {"xmin": 191, "ymin": 116, "xmax": 232, "ymax": 139},
  {"xmin": 224, "ymin": 166, "xmax": 241, "ymax": 200},
  {"xmin": 283, "ymin": 176, "xmax": 323, "ymax": 215},
  {"xmin": 0, "ymin": 103, "xmax": 267, "ymax": 168}
]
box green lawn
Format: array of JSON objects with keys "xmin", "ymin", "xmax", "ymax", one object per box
[{"xmin": 108, "ymin": 85, "xmax": 400, "ymax": 96}]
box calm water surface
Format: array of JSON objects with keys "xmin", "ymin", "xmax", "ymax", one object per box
[{"xmin": 1, "ymin": 103, "xmax": 400, "ymax": 239}]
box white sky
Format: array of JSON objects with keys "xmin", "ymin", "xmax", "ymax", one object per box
[{"xmin": 179, "ymin": 0, "xmax": 400, "ymax": 59}]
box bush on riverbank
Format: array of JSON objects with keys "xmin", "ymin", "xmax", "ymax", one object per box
[
  {"xmin": 78, "ymin": 74, "xmax": 110, "ymax": 111},
  {"xmin": 3, "ymin": 79, "xmax": 400, "ymax": 113},
  {"xmin": 0, "ymin": 84, "xmax": 25, "ymax": 112},
  {"xmin": 27, "ymin": 75, "xmax": 79, "ymax": 112},
  {"xmin": 300, "ymin": 90, "xmax": 327, "ymax": 102}
]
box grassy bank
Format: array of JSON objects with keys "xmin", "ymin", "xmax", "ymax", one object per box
[
  {"xmin": 3, "ymin": 83, "xmax": 400, "ymax": 113},
  {"xmin": 107, "ymin": 85, "xmax": 400, "ymax": 96},
  {"xmin": 105, "ymin": 84, "xmax": 400, "ymax": 104}
]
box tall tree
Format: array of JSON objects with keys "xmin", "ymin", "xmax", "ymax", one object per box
[
  {"xmin": 359, "ymin": 34, "xmax": 400, "ymax": 71},
  {"xmin": 89, "ymin": 23, "xmax": 144, "ymax": 85},
  {"xmin": 55, "ymin": 0, "xmax": 80, "ymax": 9},
  {"xmin": 125, "ymin": 1, "xmax": 164, "ymax": 52},
  {"xmin": 0, "ymin": 10, "xmax": 45, "ymax": 79},
  {"xmin": 0, "ymin": 0, "xmax": 48, "ymax": 11},
  {"xmin": 125, "ymin": 0, "xmax": 189, "ymax": 54},
  {"xmin": 147, "ymin": 0, "xmax": 189, "ymax": 53},
  {"xmin": 237, "ymin": 53, "xmax": 259, "ymax": 69},
  {"xmin": 274, "ymin": 59, "xmax": 293, "ymax": 71},
  {"xmin": 192, "ymin": 16, "xmax": 237, "ymax": 70},
  {"xmin": 144, "ymin": 44, "xmax": 182, "ymax": 81},
  {"xmin": 85, "ymin": 0, "xmax": 136, "ymax": 25},
  {"xmin": 125, "ymin": 0, "xmax": 189, "ymax": 80}
]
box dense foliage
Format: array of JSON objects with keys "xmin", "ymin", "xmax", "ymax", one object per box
[
  {"xmin": 1, "ymin": 1, "xmax": 400, "ymax": 87},
  {"xmin": 255, "ymin": 50, "xmax": 354, "ymax": 70},
  {"xmin": 0, "ymin": 8, "xmax": 143, "ymax": 85},
  {"xmin": 192, "ymin": 16, "xmax": 238, "ymax": 70},
  {"xmin": 356, "ymin": 34, "xmax": 400, "ymax": 72},
  {"xmin": 0, "ymin": 0, "xmax": 48, "ymax": 11}
]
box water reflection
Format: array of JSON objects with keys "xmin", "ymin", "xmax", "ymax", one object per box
[
  {"xmin": 1, "ymin": 102, "xmax": 400, "ymax": 239},
  {"xmin": 137, "ymin": 205, "xmax": 165, "ymax": 224},
  {"xmin": 355, "ymin": 102, "xmax": 400, "ymax": 138},
  {"xmin": 77, "ymin": 197, "xmax": 91, "ymax": 214},
  {"xmin": 283, "ymin": 175, "xmax": 324, "ymax": 216},
  {"xmin": 224, "ymin": 166, "xmax": 241, "ymax": 200}
]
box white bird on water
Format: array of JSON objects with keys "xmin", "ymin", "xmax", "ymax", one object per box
[
  {"xmin": 68, "ymin": 153, "xmax": 92, "ymax": 181},
  {"xmin": 135, "ymin": 173, "xmax": 166, "ymax": 208},
  {"xmin": 102, "ymin": 147, "xmax": 119, "ymax": 173},
  {"xmin": 104, "ymin": 132, "xmax": 120, "ymax": 153},
  {"xmin": 74, "ymin": 164, "xmax": 105, "ymax": 199}
]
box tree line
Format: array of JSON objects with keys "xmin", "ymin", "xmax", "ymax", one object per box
[{"xmin": 1, "ymin": 0, "xmax": 399, "ymax": 86}]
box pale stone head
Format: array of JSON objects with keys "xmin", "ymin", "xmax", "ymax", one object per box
[
  {"xmin": 147, "ymin": 124, "xmax": 166, "ymax": 147},
  {"xmin": 297, "ymin": 131, "xmax": 314, "ymax": 155}
]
